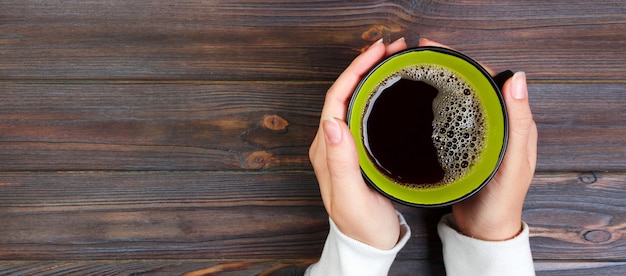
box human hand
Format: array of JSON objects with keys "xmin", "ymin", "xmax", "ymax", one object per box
[
  {"xmin": 309, "ymin": 38, "xmax": 408, "ymax": 250},
  {"xmin": 418, "ymin": 39, "xmax": 538, "ymax": 241}
]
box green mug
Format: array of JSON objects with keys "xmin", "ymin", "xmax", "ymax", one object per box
[{"xmin": 347, "ymin": 46, "xmax": 512, "ymax": 207}]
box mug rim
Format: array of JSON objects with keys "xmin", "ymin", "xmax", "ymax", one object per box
[{"xmin": 347, "ymin": 46, "xmax": 509, "ymax": 208}]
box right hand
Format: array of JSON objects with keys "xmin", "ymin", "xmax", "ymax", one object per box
[{"xmin": 418, "ymin": 39, "xmax": 538, "ymax": 241}]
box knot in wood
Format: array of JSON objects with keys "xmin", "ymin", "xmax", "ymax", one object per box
[
  {"xmin": 583, "ymin": 229, "xmax": 612, "ymax": 243},
  {"xmin": 578, "ymin": 172, "xmax": 597, "ymax": 184},
  {"xmin": 243, "ymin": 150, "xmax": 276, "ymax": 170},
  {"xmin": 361, "ymin": 25, "xmax": 390, "ymax": 42},
  {"xmin": 262, "ymin": 114, "xmax": 289, "ymax": 132}
]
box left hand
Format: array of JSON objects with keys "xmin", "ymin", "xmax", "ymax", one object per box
[{"xmin": 309, "ymin": 37, "xmax": 408, "ymax": 250}]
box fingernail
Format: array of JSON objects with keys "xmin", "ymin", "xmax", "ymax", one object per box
[
  {"xmin": 322, "ymin": 116, "xmax": 342, "ymax": 144},
  {"xmin": 393, "ymin": 37, "xmax": 405, "ymax": 44},
  {"xmin": 512, "ymin": 71, "xmax": 527, "ymax": 100},
  {"xmin": 419, "ymin": 38, "xmax": 431, "ymax": 44},
  {"xmin": 364, "ymin": 38, "xmax": 384, "ymax": 53}
]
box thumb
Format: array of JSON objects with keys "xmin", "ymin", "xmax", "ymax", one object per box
[
  {"xmin": 321, "ymin": 117, "xmax": 366, "ymax": 194},
  {"xmin": 503, "ymin": 72, "xmax": 535, "ymax": 160}
]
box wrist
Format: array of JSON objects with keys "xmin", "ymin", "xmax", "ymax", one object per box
[
  {"xmin": 335, "ymin": 216, "xmax": 401, "ymax": 250},
  {"xmin": 330, "ymin": 211, "xmax": 407, "ymax": 250},
  {"xmin": 456, "ymin": 216, "xmax": 524, "ymax": 241}
]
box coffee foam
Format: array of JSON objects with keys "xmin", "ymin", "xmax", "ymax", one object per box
[{"xmin": 370, "ymin": 64, "xmax": 485, "ymax": 188}]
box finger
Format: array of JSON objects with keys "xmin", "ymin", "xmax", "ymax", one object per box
[
  {"xmin": 418, "ymin": 38, "xmax": 497, "ymax": 76},
  {"xmin": 385, "ymin": 37, "xmax": 408, "ymax": 56},
  {"xmin": 527, "ymin": 120, "xmax": 538, "ymax": 172},
  {"xmin": 321, "ymin": 40, "xmax": 387, "ymax": 120},
  {"xmin": 418, "ymin": 37, "xmax": 458, "ymax": 51},
  {"xmin": 321, "ymin": 117, "xmax": 368, "ymax": 198},
  {"xmin": 503, "ymin": 72, "xmax": 535, "ymax": 164},
  {"xmin": 309, "ymin": 131, "xmax": 334, "ymax": 206}
]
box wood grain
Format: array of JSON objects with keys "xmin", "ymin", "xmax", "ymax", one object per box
[
  {"xmin": 0, "ymin": 83, "xmax": 624, "ymax": 171},
  {"xmin": 525, "ymin": 172, "xmax": 626, "ymax": 260},
  {"xmin": 0, "ymin": 260, "xmax": 316, "ymax": 276},
  {"xmin": 2, "ymin": 260, "xmax": 625, "ymax": 276},
  {"xmin": 534, "ymin": 261, "xmax": 626, "ymax": 276},
  {"xmin": 1, "ymin": 0, "xmax": 625, "ymax": 274},
  {"xmin": 1, "ymin": 1, "xmax": 625, "ymax": 81},
  {"xmin": 530, "ymin": 83, "xmax": 626, "ymax": 171},
  {"xmin": 0, "ymin": 171, "xmax": 327, "ymax": 260},
  {"xmin": 0, "ymin": 171, "xmax": 624, "ymax": 261},
  {"xmin": 0, "ymin": 82, "xmax": 324, "ymax": 171}
]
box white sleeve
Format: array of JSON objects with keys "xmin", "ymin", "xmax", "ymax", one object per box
[
  {"xmin": 305, "ymin": 211, "xmax": 411, "ymax": 276},
  {"xmin": 438, "ymin": 213, "xmax": 536, "ymax": 276}
]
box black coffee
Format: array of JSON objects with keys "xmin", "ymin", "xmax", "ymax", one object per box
[
  {"xmin": 364, "ymin": 79, "xmax": 445, "ymax": 184},
  {"xmin": 362, "ymin": 65, "xmax": 486, "ymax": 188}
]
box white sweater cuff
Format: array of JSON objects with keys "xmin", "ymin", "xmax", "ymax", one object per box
[
  {"xmin": 305, "ymin": 211, "xmax": 411, "ymax": 276},
  {"xmin": 438, "ymin": 213, "xmax": 535, "ymax": 276}
]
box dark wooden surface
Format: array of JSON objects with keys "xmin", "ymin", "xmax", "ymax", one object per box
[{"xmin": 1, "ymin": 1, "xmax": 625, "ymax": 275}]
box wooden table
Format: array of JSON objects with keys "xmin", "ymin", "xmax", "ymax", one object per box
[{"xmin": 1, "ymin": 1, "xmax": 625, "ymax": 275}]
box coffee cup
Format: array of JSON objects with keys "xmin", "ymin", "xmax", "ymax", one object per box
[{"xmin": 347, "ymin": 46, "xmax": 511, "ymax": 207}]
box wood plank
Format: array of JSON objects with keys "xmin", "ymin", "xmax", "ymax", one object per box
[
  {"xmin": 0, "ymin": 82, "xmax": 624, "ymax": 171},
  {"xmin": 0, "ymin": 260, "xmax": 315, "ymax": 276},
  {"xmin": 0, "ymin": 171, "xmax": 328, "ymax": 260},
  {"xmin": 524, "ymin": 172, "xmax": 626, "ymax": 260},
  {"xmin": 0, "ymin": 82, "xmax": 324, "ymax": 171},
  {"xmin": 530, "ymin": 83, "xmax": 626, "ymax": 171},
  {"xmin": 400, "ymin": 260, "xmax": 626, "ymax": 276},
  {"xmin": 2, "ymin": 260, "xmax": 625, "ymax": 275},
  {"xmin": 1, "ymin": 1, "xmax": 625, "ymax": 81},
  {"xmin": 534, "ymin": 261, "xmax": 626, "ymax": 275},
  {"xmin": 0, "ymin": 171, "xmax": 624, "ymax": 261},
  {"xmin": 0, "ymin": 260, "xmax": 441, "ymax": 276}
]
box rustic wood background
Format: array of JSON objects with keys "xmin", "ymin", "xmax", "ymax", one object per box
[{"xmin": 1, "ymin": 1, "xmax": 625, "ymax": 275}]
